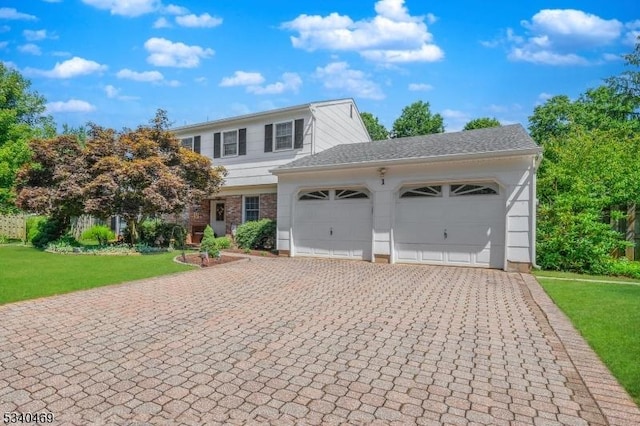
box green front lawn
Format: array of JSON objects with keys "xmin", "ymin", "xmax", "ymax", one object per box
[
  {"xmin": 0, "ymin": 245, "xmax": 194, "ymax": 305},
  {"xmin": 535, "ymin": 272, "xmax": 640, "ymax": 406}
]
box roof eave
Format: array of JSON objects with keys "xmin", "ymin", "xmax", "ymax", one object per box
[{"xmin": 271, "ymin": 147, "xmax": 541, "ymax": 175}]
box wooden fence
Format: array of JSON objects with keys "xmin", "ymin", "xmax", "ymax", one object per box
[{"xmin": 0, "ymin": 214, "xmax": 27, "ymax": 241}]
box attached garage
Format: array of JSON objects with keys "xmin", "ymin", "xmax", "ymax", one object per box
[
  {"xmin": 394, "ymin": 183, "xmax": 505, "ymax": 268},
  {"xmin": 293, "ymin": 189, "xmax": 372, "ymax": 260},
  {"xmin": 273, "ymin": 125, "xmax": 542, "ymax": 271}
]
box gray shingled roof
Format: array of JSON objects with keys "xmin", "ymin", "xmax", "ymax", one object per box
[{"xmin": 275, "ymin": 124, "xmax": 540, "ymax": 172}]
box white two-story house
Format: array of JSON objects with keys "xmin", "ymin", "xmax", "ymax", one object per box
[{"xmin": 171, "ymin": 99, "xmax": 371, "ymax": 242}]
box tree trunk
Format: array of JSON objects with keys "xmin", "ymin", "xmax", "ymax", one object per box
[{"xmin": 127, "ymin": 218, "xmax": 138, "ymax": 245}]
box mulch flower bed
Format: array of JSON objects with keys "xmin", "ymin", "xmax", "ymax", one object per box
[{"xmin": 178, "ymin": 253, "xmax": 244, "ymax": 268}]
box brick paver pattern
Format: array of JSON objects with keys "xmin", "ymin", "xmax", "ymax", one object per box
[{"xmin": 0, "ymin": 258, "xmax": 617, "ymax": 424}]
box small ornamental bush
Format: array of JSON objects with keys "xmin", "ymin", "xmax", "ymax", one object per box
[
  {"xmin": 235, "ymin": 219, "xmax": 276, "ymax": 250},
  {"xmin": 137, "ymin": 219, "xmax": 187, "ymax": 248},
  {"xmin": 608, "ymin": 258, "xmax": 640, "ymax": 279},
  {"xmin": 200, "ymin": 225, "xmax": 219, "ymax": 257},
  {"xmin": 214, "ymin": 236, "xmax": 232, "ymax": 249},
  {"xmin": 26, "ymin": 216, "xmax": 47, "ymax": 242},
  {"xmin": 31, "ymin": 217, "xmax": 67, "ymax": 249},
  {"xmin": 81, "ymin": 225, "xmax": 115, "ymax": 246}
]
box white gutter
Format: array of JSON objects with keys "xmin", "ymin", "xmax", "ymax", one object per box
[{"xmin": 271, "ymin": 147, "xmax": 542, "ymax": 175}]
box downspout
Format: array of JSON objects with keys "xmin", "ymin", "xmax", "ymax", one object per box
[
  {"xmin": 531, "ymin": 153, "xmax": 543, "ymax": 269},
  {"xmin": 310, "ymin": 107, "xmax": 317, "ymax": 155}
]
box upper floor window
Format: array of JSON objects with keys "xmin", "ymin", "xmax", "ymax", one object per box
[
  {"xmin": 223, "ymin": 130, "xmax": 238, "ymax": 157},
  {"xmin": 180, "ymin": 136, "xmax": 200, "ymax": 153},
  {"xmin": 181, "ymin": 137, "xmax": 193, "ymax": 149},
  {"xmin": 275, "ymin": 121, "xmax": 293, "ymax": 151}
]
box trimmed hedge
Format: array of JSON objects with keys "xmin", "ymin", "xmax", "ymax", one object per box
[{"xmin": 235, "ymin": 219, "xmax": 276, "ymax": 250}]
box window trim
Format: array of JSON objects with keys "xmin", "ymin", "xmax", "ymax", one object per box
[
  {"xmin": 222, "ymin": 129, "xmax": 239, "ymax": 158},
  {"xmin": 273, "ymin": 120, "xmax": 294, "ymax": 152},
  {"xmin": 399, "ymin": 185, "xmax": 443, "ymax": 199},
  {"xmin": 243, "ymin": 195, "xmax": 260, "ymax": 222},
  {"xmin": 449, "ymin": 182, "xmax": 499, "ymax": 196},
  {"xmin": 298, "ymin": 190, "xmax": 330, "ymax": 201},
  {"xmin": 335, "ymin": 189, "xmax": 370, "ymax": 200}
]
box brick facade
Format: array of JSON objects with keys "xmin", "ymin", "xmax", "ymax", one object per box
[
  {"xmin": 189, "ymin": 193, "xmax": 278, "ymax": 240},
  {"xmin": 259, "ymin": 193, "xmax": 277, "ymax": 221}
]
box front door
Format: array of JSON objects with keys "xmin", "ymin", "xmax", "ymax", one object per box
[{"xmin": 213, "ymin": 202, "xmax": 226, "ymax": 237}]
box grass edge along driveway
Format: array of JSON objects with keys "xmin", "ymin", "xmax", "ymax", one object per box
[
  {"xmin": 535, "ymin": 271, "xmax": 640, "ymax": 406},
  {"xmin": 0, "ymin": 245, "xmax": 194, "ymax": 305}
]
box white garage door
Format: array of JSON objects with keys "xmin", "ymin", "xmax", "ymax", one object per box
[
  {"xmin": 294, "ymin": 189, "xmax": 372, "ymax": 260},
  {"xmin": 394, "ymin": 183, "xmax": 505, "ymax": 268}
]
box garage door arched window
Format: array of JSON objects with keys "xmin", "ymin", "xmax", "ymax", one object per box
[
  {"xmin": 450, "ymin": 183, "xmax": 498, "ymax": 196},
  {"xmin": 299, "ymin": 190, "xmax": 329, "ymax": 201},
  {"xmin": 335, "ymin": 189, "xmax": 370, "ymax": 200},
  {"xmin": 400, "ymin": 185, "xmax": 442, "ymax": 198}
]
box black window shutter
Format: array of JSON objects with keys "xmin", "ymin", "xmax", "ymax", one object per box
[
  {"xmin": 213, "ymin": 132, "xmax": 221, "ymax": 158},
  {"xmin": 264, "ymin": 124, "xmax": 273, "ymax": 152},
  {"xmin": 194, "ymin": 135, "xmax": 201, "ymax": 154},
  {"xmin": 238, "ymin": 128, "xmax": 247, "ymax": 156},
  {"xmin": 294, "ymin": 119, "xmax": 304, "ymax": 149}
]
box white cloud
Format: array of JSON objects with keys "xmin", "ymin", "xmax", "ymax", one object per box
[
  {"xmin": 116, "ymin": 68, "xmax": 180, "ymax": 86},
  {"xmin": 2, "ymin": 61, "xmax": 17, "ymax": 69},
  {"xmin": 537, "ymin": 93, "xmax": 553, "ymax": 102},
  {"xmin": 281, "ymin": 0, "xmax": 443, "ymax": 64},
  {"xmin": 313, "ymin": 61, "xmax": 384, "ymax": 100},
  {"xmin": 442, "ymin": 109, "xmax": 468, "ymax": 120},
  {"xmin": 23, "ymin": 29, "xmax": 47, "ymax": 41},
  {"xmin": 26, "ymin": 56, "xmax": 107, "ymax": 78},
  {"xmin": 144, "ymin": 37, "xmax": 214, "ymax": 68},
  {"xmin": 502, "ymin": 9, "xmax": 624, "ymax": 65},
  {"xmin": 408, "ymin": 83, "xmax": 433, "ymax": 91},
  {"xmin": 52, "ymin": 50, "xmax": 71, "ymax": 57},
  {"xmin": 0, "ymin": 41, "xmax": 7, "ymax": 49},
  {"xmin": 46, "ymin": 99, "xmax": 96, "ymax": 113},
  {"xmin": 176, "ymin": 13, "xmax": 222, "ymax": 28},
  {"xmin": 0, "ymin": 25, "xmax": 10, "ymax": 33},
  {"xmin": 0, "ymin": 7, "xmax": 37, "ymax": 20},
  {"xmin": 18, "ymin": 44, "xmax": 42, "ymax": 55},
  {"xmin": 163, "ymin": 4, "xmax": 188, "ymax": 15},
  {"xmin": 194, "ymin": 76, "xmax": 207, "ymax": 84},
  {"xmin": 105, "ymin": 84, "xmax": 119, "ymax": 98},
  {"xmin": 42, "ymin": 0, "xmax": 62, "ymax": 3},
  {"xmin": 81, "ymin": 0, "xmax": 159, "ymax": 17},
  {"xmin": 153, "ymin": 17, "xmax": 171, "ymax": 28},
  {"xmin": 104, "ymin": 84, "xmax": 140, "ymax": 100},
  {"xmin": 602, "ymin": 53, "xmax": 622, "ymax": 62},
  {"xmin": 247, "ymin": 72, "xmax": 302, "ymax": 95},
  {"xmin": 219, "ymin": 71, "xmax": 265, "ymax": 87},
  {"xmin": 116, "ymin": 68, "xmax": 164, "ymax": 82}
]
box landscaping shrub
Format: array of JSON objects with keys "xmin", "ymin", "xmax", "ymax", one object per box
[
  {"xmin": 0, "ymin": 235, "xmax": 9, "ymax": 244},
  {"xmin": 81, "ymin": 225, "xmax": 115, "ymax": 246},
  {"xmin": 46, "ymin": 235, "xmax": 81, "ymax": 253},
  {"xmin": 608, "ymin": 258, "xmax": 640, "ymax": 279},
  {"xmin": 137, "ymin": 219, "xmax": 187, "ymax": 248},
  {"xmin": 537, "ymin": 202, "xmax": 630, "ymax": 274},
  {"xmin": 235, "ymin": 219, "xmax": 276, "ymax": 250},
  {"xmin": 26, "ymin": 216, "xmax": 48, "ymax": 242},
  {"xmin": 200, "ymin": 225, "xmax": 219, "ymax": 257},
  {"xmin": 31, "ymin": 217, "xmax": 68, "ymax": 249},
  {"xmin": 214, "ymin": 236, "xmax": 232, "ymax": 249}
]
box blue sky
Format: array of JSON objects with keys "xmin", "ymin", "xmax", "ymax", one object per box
[{"xmin": 1, "ymin": 0, "xmax": 638, "ymax": 132}]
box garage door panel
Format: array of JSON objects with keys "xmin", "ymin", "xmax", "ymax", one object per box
[
  {"xmin": 394, "ymin": 184, "xmax": 505, "ymax": 269},
  {"xmin": 294, "ymin": 194, "xmax": 372, "ymax": 260}
]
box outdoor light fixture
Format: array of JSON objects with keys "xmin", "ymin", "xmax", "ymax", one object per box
[{"xmin": 378, "ymin": 167, "xmax": 387, "ymax": 185}]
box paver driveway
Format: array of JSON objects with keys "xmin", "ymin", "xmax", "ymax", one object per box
[{"xmin": 1, "ymin": 257, "xmax": 638, "ymax": 425}]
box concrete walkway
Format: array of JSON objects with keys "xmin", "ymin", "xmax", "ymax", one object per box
[{"xmin": 0, "ymin": 257, "xmax": 638, "ymax": 425}]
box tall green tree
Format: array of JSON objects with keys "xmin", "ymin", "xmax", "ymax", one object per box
[
  {"xmin": 392, "ymin": 101, "xmax": 444, "ymax": 138},
  {"xmin": 463, "ymin": 117, "xmax": 501, "ymax": 131},
  {"xmin": 532, "ymin": 39, "xmax": 640, "ymax": 272},
  {"xmin": 16, "ymin": 110, "xmax": 227, "ymax": 244},
  {"xmin": 0, "ymin": 63, "xmax": 55, "ymax": 212},
  {"xmin": 360, "ymin": 112, "xmax": 389, "ymax": 140}
]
